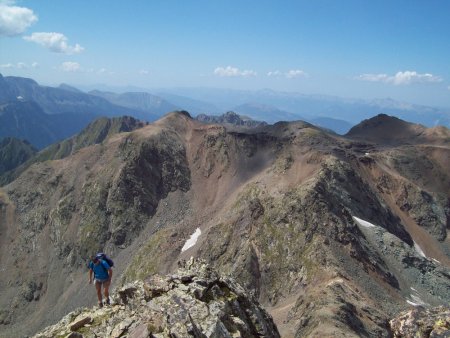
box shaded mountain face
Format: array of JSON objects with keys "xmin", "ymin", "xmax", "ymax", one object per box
[
  {"xmin": 0, "ymin": 74, "xmax": 141, "ymax": 118},
  {"xmin": 0, "ymin": 75, "xmax": 158, "ymax": 150},
  {"xmin": 0, "ymin": 116, "xmax": 147, "ymax": 186},
  {"xmin": 0, "ymin": 137, "xmax": 37, "ymax": 178},
  {"xmin": 0, "ymin": 113, "xmax": 449, "ymax": 337},
  {"xmin": 0, "ymin": 100, "xmax": 95, "ymax": 149}
]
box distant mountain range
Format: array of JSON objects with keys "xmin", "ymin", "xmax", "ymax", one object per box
[
  {"xmin": 160, "ymin": 87, "xmax": 450, "ymax": 129},
  {"xmin": 1, "ymin": 74, "xmax": 450, "ymax": 150},
  {"xmin": 88, "ymin": 90, "xmax": 178, "ymax": 117},
  {"xmin": 0, "ymin": 74, "xmax": 164, "ymax": 149}
]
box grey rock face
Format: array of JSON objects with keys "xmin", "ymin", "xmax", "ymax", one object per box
[{"xmin": 34, "ymin": 259, "xmax": 280, "ymax": 338}]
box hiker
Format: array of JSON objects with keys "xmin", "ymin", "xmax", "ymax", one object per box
[{"xmin": 88, "ymin": 253, "xmax": 113, "ymax": 307}]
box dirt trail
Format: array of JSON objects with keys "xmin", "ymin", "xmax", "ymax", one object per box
[{"xmin": 266, "ymin": 296, "xmax": 298, "ymax": 338}]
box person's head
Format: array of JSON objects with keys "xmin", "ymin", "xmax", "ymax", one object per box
[{"xmin": 92, "ymin": 256, "xmax": 100, "ymax": 265}]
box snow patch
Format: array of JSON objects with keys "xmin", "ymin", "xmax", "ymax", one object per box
[
  {"xmin": 352, "ymin": 216, "xmax": 376, "ymax": 228},
  {"xmin": 407, "ymin": 288, "xmax": 428, "ymax": 307},
  {"xmin": 432, "ymin": 258, "xmax": 440, "ymax": 265},
  {"xmin": 413, "ymin": 242, "xmax": 426, "ymax": 258},
  {"xmin": 181, "ymin": 228, "xmax": 201, "ymax": 252},
  {"xmin": 406, "ymin": 293, "xmax": 427, "ymax": 307},
  {"xmin": 406, "ymin": 300, "xmax": 422, "ymax": 307}
]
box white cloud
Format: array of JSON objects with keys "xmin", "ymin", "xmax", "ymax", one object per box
[
  {"xmin": 0, "ymin": 2, "xmax": 37, "ymax": 36},
  {"xmin": 267, "ymin": 69, "xmax": 308, "ymax": 78},
  {"xmin": 98, "ymin": 68, "xmax": 107, "ymax": 74},
  {"xmin": 60, "ymin": 61, "xmax": 81, "ymax": 72},
  {"xmin": 24, "ymin": 32, "xmax": 84, "ymax": 54},
  {"xmin": 0, "ymin": 63, "xmax": 14, "ymax": 69},
  {"xmin": 286, "ymin": 69, "xmax": 308, "ymax": 79},
  {"xmin": 139, "ymin": 69, "xmax": 150, "ymax": 75},
  {"xmin": 214, "ymin": 66, "xmax": 257, "ymax": 77},
  {"xmin": 357, "ymin": 71, "xmax": 442, "ymax": 85},
  {"xmin": 0, "ymin": 61, "xmax": 38, "ymax": 69}
]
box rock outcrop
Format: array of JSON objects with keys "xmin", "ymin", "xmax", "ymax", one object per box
[
  {"xmin": 34, "ymin": 259, "xmax": 280, "ymax": 338},
  {"xmin": 390, "ymin": 306, "xmax": 450, "ymax": 338},
  {"xmin": 196, "ymin": 111, "xmax": 267, "ymax": 129}
]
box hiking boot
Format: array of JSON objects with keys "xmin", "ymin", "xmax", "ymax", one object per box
[
  {"xmin": 105, "ymin": 298, "xmax": 110, "ymax": 305},
  {"xmin": 98, "ymin": 302, "xmax": 103, "ymax": 308}
]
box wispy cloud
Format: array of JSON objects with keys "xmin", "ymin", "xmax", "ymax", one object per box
[
  {"xmin": 357, "ymin": 71, "xmax": 442, "ymax": 85},
  {"xmin": 214, "ymin": 66, "xmax": 257, "ymax": 77},
  {"xmin": 0, "ymin": 61, "xmax": 38, "ymax": 69},
  {"xmin": 0, "ymin": 1, "xmax": 37, "ymax": 36},
  {"xmin": 24, "ymin": 32, "xmax": 84, "ymax": 54},
  {"xmin": 139, "ymin": 69, "xmax": 150, "ymax": 75},
  {"xmin": 286, "ymin": 69, "xmax": 308, "ymax": 79},
  {"xmin": 57, "ymin": 63, "xmax": 113, "ymax": 74},
  {"xmin": 267, "ymin": 70, "xmax": 282, "ymax": 77},
  {"xmin": 97, "ymin": 68, "xmax": 114, "ymax": 75},
  {"xmin": 267, "ymin": 69, "xmax": 308, "ymax": 78},
  {"xmin": 60, "ymin": 61, "xmax": 81, "ymax": 72}
]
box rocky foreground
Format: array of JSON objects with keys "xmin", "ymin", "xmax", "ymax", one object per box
[
  {"xmin": 390, "ymin": 306, "xmax": 450, "ymax": 338},
  {"xmin": 34, "ymin": 259, "xmax": 280, "ymax": 338}
]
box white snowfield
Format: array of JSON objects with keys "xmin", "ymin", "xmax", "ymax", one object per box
[
  {"xmin": 181, "ymin": 227, "xmax": 202, "ymax": 252},
  {"xmin": 413, "ymin": 242, "xmax": 427, "ymax": 258},
  {"xmin": 352, "ymin": 216, "xmax": 376, "ymax": 228}
]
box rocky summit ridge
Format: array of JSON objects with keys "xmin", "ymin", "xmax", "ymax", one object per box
[
  {"xmin": 0, "ymin": 111, "xmax": 449, "ymax": 337},
  {"xmin": 34, "ymin": 258, "xmax": 280, "ymax": 338}
]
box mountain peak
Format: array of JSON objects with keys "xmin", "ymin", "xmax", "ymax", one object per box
[
  {"xmin": 58, "ymin": 83, "xmax": 82, "ymax": 93},
  {"xmin": 346, "ymin": 114, "xmax": 426, "ymax": 144}
]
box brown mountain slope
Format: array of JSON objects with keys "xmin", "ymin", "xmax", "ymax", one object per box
[
  {"xmin": 0, "ymin": 112, "xmax": 449, "ymax": 337},
  {"xmin": 346, "ymin": 113, "xmax": 450, "ymax": 145}
]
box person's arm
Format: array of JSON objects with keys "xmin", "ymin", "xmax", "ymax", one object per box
[
  {"xmin": 89, "ymin": 269, "xmax": 93, "ymax": 284},
  {"xmin": 108, "ymin": 268, "xmax": 113, "ymax": 282}
]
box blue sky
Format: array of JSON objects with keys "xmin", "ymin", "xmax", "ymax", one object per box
[{"xmin": 1, "ymin": 0, "xmax": 450, "ymax": 107}]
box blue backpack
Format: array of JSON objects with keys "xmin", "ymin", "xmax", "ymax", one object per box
[{"xmin": 96, "ymin": 253, "xmax": 114, "ymax": 268}]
